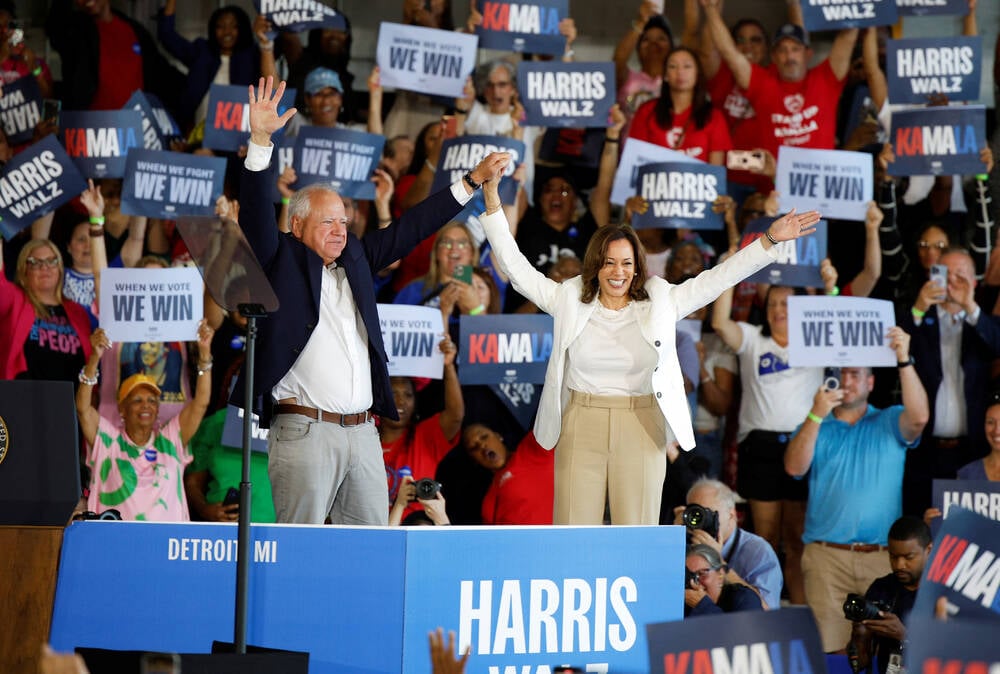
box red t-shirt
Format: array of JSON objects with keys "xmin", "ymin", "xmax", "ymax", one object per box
[
  {"xmin": 481, "ymin": 433, "xmax": 553, "ymax": 525},
  {"xmin": 628, "ymin": 100, "xmax": 732, "ymax": 163},
  {"xmin": 92, "ymin": 15, "xmax": 144, "ymax": 110},
  {"xmin": 744, "ymin": 60, "xmax": 845, "ymax": 156},
  {"xmin": 382, "ymin": 412, "xmax": 457, "ymax": 519}
]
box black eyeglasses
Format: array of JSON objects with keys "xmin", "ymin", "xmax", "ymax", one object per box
[{"xmin": 25, "ymin": 256, "xmax": 60, "ymax": 269}]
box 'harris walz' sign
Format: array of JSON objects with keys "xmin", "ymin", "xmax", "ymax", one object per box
[
  {"xmin": 801, "ymin": 0, "xmax": 897, "ymax": 31},
  {"xmin": 888, "ymin": 105, "xmax": 987, "ymax": 177},
  {"xmin": 120, "ymin": 149, "xmax": 226, "ymax": 219},
  {"xmin": 0, "ymin": 76, "xmax": 42, "ymax": 146},
  {"xmin": 0, "ymin": 135, "xmax": 87, "ymax": 240},
  {"xmin": 896, "ymin": 0, "xmax": 968, "ymax": 17},
  {"xmin": 518, "ymin": 61, "xmax": 615, "ymax": 128},
  {"xmin": 633, "ymin": 161, "xmax": 725, "ymax": 230},
  {"xmin": 124, "ymin": 91, "xmax": 182, "ymax": 151},
  {"xmin": 887, "ymin": 37, "xmax": 981, "ymax": 105},
  {"xmin": 59, "ymin": 110, "xmax": 143, "ymax": 179},
  {"xmin": 293, "ymin": 126, "xmax": 384, "ymax": 200},
  {"xmin": 476, "ymin": 0, "xmax": 567, "ymax": 55},
  {"xmin": 254, "ymin": 0, "xmax": 345, "ymax": 34},
  {"xmin": 431, "ymin": 135, "xmax": 524, "ymax": 221},
  {"xmin": 458, "ymin": 314, "xmax": 553, "ymax": 386}
]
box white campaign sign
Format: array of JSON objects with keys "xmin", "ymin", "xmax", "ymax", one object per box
[
  {"xmin": 376, "ymin": 22, "xmax": 478, "ymax": 98},
  {"xmin": 611, "ymin": 138, "xmax": 697, "ymax": 205},
  {"xmin": 377, "ymin": 304, "xmax": 446, "ymax": 378},
  {"xmin": 776, "ymin": 146, "xmax": 873, "ymax": 222},
  {"xmin": 100, "ymin": 267, "xmax": 204, "ymax": 343},
  {"xmin": 787, "ymin": 295, "xmax": 897, "ymax": 367}
]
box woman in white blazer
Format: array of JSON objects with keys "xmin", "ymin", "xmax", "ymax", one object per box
[{"xmin": 478, "ymin": 156, "xmax": 820, "ymax": 525}]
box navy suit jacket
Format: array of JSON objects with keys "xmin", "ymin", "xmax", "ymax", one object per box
[
  {"xmin": 900, "ymin": 307, "xmax": 1000, "ymax": 457},
  {"xmin": 233, "ymin": 164, "xmax": 465, "ymax": 427}
]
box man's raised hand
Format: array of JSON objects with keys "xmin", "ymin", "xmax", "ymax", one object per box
[{"xmin": 248, "ymin": 76, "xmax": 297, "ymax": 147}]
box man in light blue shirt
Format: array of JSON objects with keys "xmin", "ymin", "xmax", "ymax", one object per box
[{"xmin": 785, "ymin": 326, "xmax": 928, "ymax": 653}]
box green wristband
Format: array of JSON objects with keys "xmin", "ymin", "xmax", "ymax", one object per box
[{"xmin": 807, "ymin": 412, "xmax": 823, "ymax": 425}]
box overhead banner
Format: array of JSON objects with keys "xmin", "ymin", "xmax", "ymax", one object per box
[
  {"xmin": 377, "ymin": 303, "xmax": 446, "ymax": 379},
  {"xmin": 221, "ymin": 405, "xmax": 269, "ymax": 454},
  {"xmin": 787, "ymin": 295, "xmax": 897, "ymax": 367},
  {"xmin": 253, "ymin": 0, "xmax": 346, "ymax": 34},
  {"xmin": 517, "ymin": 61, "xmax": 614, "ymax": 128},
  {"xmin": 202, "ymin": 83, "xmax": 296, "ymax": 152},
  {"xmin": 51, "ymin": 522, "xmax": 684, "ymax": 674},
  {"xmin": 124, "ymin": 90, "xmax": 182, "ymax": 151},
  {"xmin": 896, "ymin": 0, "xmax": 969, "ymax": 17},
  {"xmin": 475, "ymin": 0, "xmax": 568, "ymax": 55},
  {"xmin": 611, "ymin": 138, "xmax": 696, "ymax": 205},
  {"xmin": 801, "ymin": 0, "xmax": 898, "ymax": 31},
  {"xmin": 931, "ymin": 479, "xmax": 1000, "ymax": 536},
  {"xmin": 100, "ymin": 266, "xmax": 204, "ymax": 343},
  {"xmin": 888, "ymin": 105, "xmax": 987, "ymax": 177},
  {"xmin": 776, "ymin": 146, "xmax": 873, "ymax": 222},
  {"xmin": 458, "ymin": 313, "xmax": 553, "ymax": 385},
  {"xmin": 913, "ymin": 508, "xmax": 1000, "ymax": 621},
  {"xmin": 376, "ymin": 23, "xmax": 478, "ymax": 99},
  {"xmin": 120, "ymin": 149, "xmax": 226, "ymax": 219},
  {"xmin": 742, "ymin": 217, "xmax": 828, "ymax": 288},
  {"xmin": 0, "ymin": 75, "xmax": 42, "ymax": 146},
  {"xmin": 0, "ymin": 135, "xmax": 88, "ymax": 240},
  {"xmin": 647, "ymin": 607, "xmax": 826, "ymax": 674},
  {"xmin": 293, "ymin": 126, "xmax": 384, "ymax": 200},
  {"xmin": 886, "ymin": 37, "xmax": 981, "ymax": 105},
  {"xmin": 59, "ymin": 110, "xmax": 143, "ymax": 179},
  {"xmin": 633, "ymin": 161, "xmax": 725, "ymax": 230}
]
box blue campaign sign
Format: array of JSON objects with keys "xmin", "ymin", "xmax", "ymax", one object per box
[
  {"xmin": 647, "ymin": 607, "xmax": 827, "ymax": 674},
  {"xmin": 801, "ymin": 0, "xmax": 897, "ymax": 30},
  {"xmin": 59, "ymin": 110, "xmax": 143, "ymax": 179},
  {"xmin": 518, "ymin": 61, "xmax": 615, "ymax": 128},
  {"xmin": 432, "ymin": 135, "xmax": 524, "ymax": 222},
  {"xmin": 887, "ymin": 37, "xmax": 981, "ymax": 105},
  {"xmin": 0, "ymin": 135, "xmax": 88, "ymax": 240},
  {"xmin": 896, "ymin": 0, "xmax": 968, "ymax": 17},
  {"xmin": 742, "ymin": 217, "xmax": 828, "ymax": 288},
  {"xmin": 293, "ymin": 126, "xmax": 384, "ymax": 200},
  {"xmin": 633, "ymin": 161, "xmax": 726, "ymax": 231},
  {"xmin": 477, "ymin": 0, "xmax": 567, "ymax": 55},
  {"xmin": 377, "ymin": 23, "xmax": 479, "ymax": 99},
  {"xmin": 120, "ymin": 149, "xmax": 226, "ymax": 219},
  {"xmin": 930, "ymin": 479, "xmax": 1000, "ymax": 537},
  {"xmin": 914, "ymin": 508, "xmax": 1000, "ymax": 621},
  {"xmin": 50, "ymin": 522, "xmax": 684, "ymax": 674},
  {"xmin": 458, "ymin": 313, "xmax": 553, "ymax": 385},
  {"xmin": 889, "ymin": 105, "xmax": 987, "ymax": 177},
  {"xmin": 254, "ymin": 0, "xmax": 346, "ymax": 34},
  {"xmin": 0, "ymin": 75, "xmax": 42, "ymax": 145},
  {"xmin": 221, "ymin": 405, "xmax": 269, "ymax": 454},
  {"xmin": 905, "ymin": 617, "xmax": 999, "ymax": 674},
  {"xmin": 125, "ymin": 90, "xmax": 182, "ymax": 151},
  {"xmin": 777, "ymin": 146, "xmax": 873, "ymax": 222},
  {"xmin": 489, "ymin": 381, "xmax": 541, "ymax": 430},
  {"xmin": 202, "ymin": 84, "xmax": 296, "ymax": 152}
]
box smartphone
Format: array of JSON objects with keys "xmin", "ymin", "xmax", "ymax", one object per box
[
  {"xmin": 223, "ymin": 486, "xmax": 240, "ymax": 507},
  {"xmin": 140, "ymin": 653, "xmax": 180, "ymax": 674},
  {"xmin": 823, "ymin": 366, "xmax": 841, "ymax": 391},
  {"xmin": 42, "ymin": 98, "xmax": 61, "ymax": 123},
  {"xmin": 441, "ymin": 114, "xmax": 457, "ymax": 140},
  {"xmin": 726, "ymin": 150, "xmax": 765, "ymax": 172},
  {"xmin": 7, "ymin": 21, "xmax": 22, "ymax": 48},
  {"xmin": 452, "ymin": 264, "xmax": 473, "ymax": 284},
  {"xmin": 929, "ymin": 263, "xmax": 948, "ymax": 287}
]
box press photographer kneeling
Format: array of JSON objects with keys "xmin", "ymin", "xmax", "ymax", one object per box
[{"xmin": 846, "ymin": 517, "xmax": 932, "ymax": 674}]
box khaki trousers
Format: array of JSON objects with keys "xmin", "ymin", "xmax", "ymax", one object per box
[{"xmin": 554, "ymin": 391, "xmax": 666, "ymax": 525}]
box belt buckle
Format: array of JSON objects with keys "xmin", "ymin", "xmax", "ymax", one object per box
[{"xmin": 339, "ymin": 413, "xmax": 350, "ymax": 427}]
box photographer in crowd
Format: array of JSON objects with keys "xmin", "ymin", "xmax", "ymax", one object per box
[
  {"xmin": 785, "ymin": 327, "xmax": 929, "ymax": 652},
  {"xmin": 847, "ymin": 516, "xmax": 932, "ymax": 674},
  {"xmin": 685, "ymin": 544, "xmax": 764, "ymax": 617},
  {"xmin": 675, "ymin": 478, "xmax": 782, "ymax": 609}
]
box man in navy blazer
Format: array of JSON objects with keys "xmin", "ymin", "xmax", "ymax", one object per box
[{"xmin": 234, "ymin": 77, "xmax": 507, "ymax": 524}]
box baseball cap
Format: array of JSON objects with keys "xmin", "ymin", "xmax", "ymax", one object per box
[
  {"xmin": 773, "ymin": 23, "xmax": 810, "ymax": 48},
  {"xmin": 304, "ymin": 67, "xmax": 343, "ymax": 96},
  {"xmin": 118, "ymin": 373, "xmax": 162, "ymax": 404}
]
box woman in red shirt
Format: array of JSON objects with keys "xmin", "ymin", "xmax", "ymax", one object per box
[{"xmin": 628, "ymin": 47, "xmax": 731, "ymax": 165}]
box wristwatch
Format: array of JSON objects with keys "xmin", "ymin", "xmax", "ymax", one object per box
[
  {"xmin": 463, "ymin": 172, "xmax": 482, "ymax": 191},
  {"xmin": 897, "ymin": 356, "xmax": 915, "ymax": 368}
]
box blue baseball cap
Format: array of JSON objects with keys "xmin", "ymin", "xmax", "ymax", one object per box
[{"xmin": 304, "ymin": 67, "xmax": 343, "ymax": 95}]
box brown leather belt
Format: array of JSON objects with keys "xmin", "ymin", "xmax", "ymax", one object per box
[
  {"xmin": 817, "ymin": 541, "xmax": 887, "ymax": 553},
  {"xmin": 273, "ymin": 403, "xmax": 372, "ymax": 427}
]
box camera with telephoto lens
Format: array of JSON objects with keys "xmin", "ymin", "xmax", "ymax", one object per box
[
  {"xmin": 414, "ymin": 478, "xmax": 442, "ymax": 499},
  {"xmin": 682, "ymin": 504, "xmax": 720, "ymax": 542},
  {"xmin": 684, "ymin": 568, "xmax": 700, "ymax": 589},
  {"xmin": 843, "ymin": 593, "xmax": 891, "ymax": 621}
]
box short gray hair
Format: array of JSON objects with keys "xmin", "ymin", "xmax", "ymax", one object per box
[
  {"xmin": 687, "ymin": 478, "xmax": 736, "ymax": 513},
  {"xmin": 288, "ymin": 182, "xmax": 339, "ymax": 223}
]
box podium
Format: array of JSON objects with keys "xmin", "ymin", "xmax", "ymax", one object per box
[
  {"xmin": 51, "ymin": 522, "xmax": 685, "ymax": 674},
  {"xmin": 0, "ymin": 381, "xmax": 80, "ymax": 673}
]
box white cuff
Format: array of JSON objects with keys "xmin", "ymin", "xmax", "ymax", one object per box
[
  {"xmin": 450, "ymin": 180, "xmax": 473, "ymax": 206},
  {"xmin": 966, "ymin": 305, "xmax": 981, "ymax": 326},
  {"xmin": 244, "ymin": 140, "xmax": 273, "ymax": 172}
]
